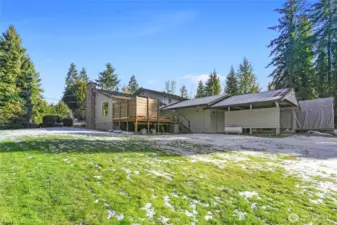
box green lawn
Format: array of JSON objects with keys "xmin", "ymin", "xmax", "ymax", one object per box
[{"xmin": 0, "ymin": 135, "xmax": 336, "ymax": 225}]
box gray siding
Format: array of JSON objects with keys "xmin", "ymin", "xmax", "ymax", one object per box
[
  {"xmin": 138, "ymin": 90, "xmax": 180, "ymax": 105},
  {"xmin": 225, "ymin": 108, "xmax": 280, "ymax": 129}
]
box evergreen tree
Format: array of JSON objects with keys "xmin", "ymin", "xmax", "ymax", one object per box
[
  {"xmin": 237, "ymin": 58, "xmax": 261, "ymax": 94},
  {"xmin": 79, "ymin": 67, "xmax": 89, "ymax": 82},
  {"xmin": 224, "ymin": 66, "xmax": 239, "ymax": 95},
  {"xmin": 19, "ymin": 56, "xmax": 43, "ymax": 123},
  {"xmin": 0, "ymin": 26, "xmax": 44, "ymax": 124},
  {"xmin": 294, "ymin": 15, "xmax": 316, "ymax": 100},
  {"xmin": 62, "ymin": 64, "xmax": 87, "ymax": 111},
  {"xmin": 96, "ymin": 63, "xmax": 120, "ymax": 91},
  {"xmin": 309, "ymin": 0, "xmax": 337, "ymax": 97},
  {"xmin": 54, "ymin": 101, "xmax": 72, "ymax": 118},
  {"xmin": 164, "ymin": 80, "xmax": 176, "ymax": 94},
  {"xmin": 180, "ymin": 85, "xmax": 188, "ymax": 98},
  {"xmin": 205, "ymin": 69, "xmax": 221, "ymax": 96},
  {"xmin": 268, "ymin": 0, "xmax": 302, "ymax": 89},
  {"xmin": 195, "ymin": 80, "xmax": 205, "ymax": 98},
  {"xmin": 127, "ymin": 75, "xmax": 139, "ymax": 94},
  {"xmin": 65, "ymin": 63, "xmax": 78, "ymax": 86}
]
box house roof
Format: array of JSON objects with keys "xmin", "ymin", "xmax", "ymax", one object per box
[
  {"xmin": 165, "ymin": 94, "xmax": 227, "ymax": 110},
  {"xmin": 97, "ymin": 89, "xmax": 133, "ymax": 99},
  {"xmin": 134, "ymin": 87, "xmax": 187, "ymax": 100},
  {"xmin": 211, "ymin": 88, "xmax": 298, "ymax": 108}
]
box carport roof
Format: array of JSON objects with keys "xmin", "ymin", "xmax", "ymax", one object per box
[
  {"xmin": 211, "ymin": 88, "xmax": 298, "ymax": 108},
  {"xmin": 165, "ymin": 94, "xmax": 227, "ymax": 110}
]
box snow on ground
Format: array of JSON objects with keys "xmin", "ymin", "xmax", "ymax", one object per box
[{"xmin": 1, "ymin": 128, "xmax": 337, "ymax": 193}]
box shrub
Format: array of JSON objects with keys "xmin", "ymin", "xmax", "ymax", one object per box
[
  {"xmin": 43, "ymin": 115, "xmax": 62, "ymax": 127},
  {"xmin": 63, "ymin": 118, "xmax": 73, "ymax": 127}
]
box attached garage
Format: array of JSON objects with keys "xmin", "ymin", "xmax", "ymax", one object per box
[{"xmin": 166, "ymin": 95, "xmax": 227, "ymax": 133}]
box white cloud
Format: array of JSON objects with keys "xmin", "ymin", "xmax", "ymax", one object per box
[
  {"xmin": 147, "ymin": 80, "xmax": 156, "ymax": 84},
  {"xmin": 183, "ymin": 74, "xmax": 226, "ymax": 84},
  {"xmin": 183, "ymin": 74, "xmax": 209, "ymax": 84}
]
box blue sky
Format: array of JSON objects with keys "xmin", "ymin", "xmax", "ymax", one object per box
[{"xmin": 0, "ymin": 0, "xmax": 282, "ymax": 103}]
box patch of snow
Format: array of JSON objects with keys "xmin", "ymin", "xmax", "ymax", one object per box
[
  {"xmin": 205, "ymin": 211, "xmax": 213, "ymax": 221},
  {"xmin": 141, "ymin": 203, "xmax": 155, "ymax": 219},
  {"xmin": 122, "ymin": 167, "xmax": 132, "ymax": 180},
  {"xmin": 94, "ymin": 176, "xmax": 102, "ymax": 180},
  {"xmin": 164, "ymin": 196, "xmax": 175, "ymax": 210},
  {"xmin": 239, "ymin": 191, "xmax": 259, "ymax": 200},
  {"xmin": 107, "ymin": 209, "xmax": 115, "ymax": 220},
  {"xmin": 148, "ymin": 169, "xmax": 173, "ymax": 181},
  {"xmin": 159, "ymin": 216, "xmax": 171, "ymax": 225},
  {"xmin": 309, "ymin": 198, "xmax": 323, "ymax": 204},
  {"xmin": 234, "ymin": 209, "xmax": 246, "ymax": 220}
]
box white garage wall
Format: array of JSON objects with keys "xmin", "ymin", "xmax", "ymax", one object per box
[
  {"xmin": 225, "ymin": 108, "xmax": 280, "ymax": 129},
  {"xmin": 175, "ymin": 108, "xmax": 221, "ymax": 133}
]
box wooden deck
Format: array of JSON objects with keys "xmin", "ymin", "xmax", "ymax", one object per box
[{"xmin": 112, "ymin": 96, "xmax": 177, "ymax": 132}]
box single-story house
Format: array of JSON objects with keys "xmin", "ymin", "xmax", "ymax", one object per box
[
  {"xmin": 165, "ymin": 88, "xmax": 334, "ymax": 134},
  {"xmin": 85, "ymin": 83, "xmax": 186, "ymax": 131}
]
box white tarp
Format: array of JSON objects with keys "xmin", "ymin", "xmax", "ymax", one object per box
[{"xmin": 296, "ymin": 97, "xmax": 334, "ymax": 130}]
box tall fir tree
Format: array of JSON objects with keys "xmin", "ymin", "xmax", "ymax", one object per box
[
  {"xmin": 96, "ymin": 63, "xmax": 120, "ymax": 91},
  {"xmin": 237, "ymin": 58, "xmax": 261, "ymax": 94},
  {"xmin": 65, "ymin": 63, "xmax": 78, "ymax": 86},
  {"xmin": 224, "ymin": 66, "xmax": 239, "ymax": 95},
  {"xmin": 180, "ymin": 85, "xmax": 188, "ymax": 98},
  {"xmin": 294, "ymin": 15, "xmax": 316, "ymax": 100},
  {"xmin": 0, "ymin": 26, "xmax": 26, "ymax": 123},
  {"xmin": 268, "ymin": 0, "xmax": 302, "ymax": 89},
  {"xmin": 309, "ymin": 0, "xmax": 337, "ymax": 97},
  {"xmin": 0, "ymin": 26, "xmax": 43, "ymax": 124},
  {"xmin": 205, "ymin": 69, "xmax": 221, "ymax": 96},
  {"xmin": 19, "ymin": 56, "xmax": 43, "ymax": 123},
  {"xmin": 79, "ymin": 67, "xmax": 89, "ymax": 82},
  {"xmin": 195, "ymin": 80, "xmax": 205, "ymax": 98},
  {"xmin": 127, "ymin": 75, "xmax": 139, "ymax": 94},
  {"xmin": 62, "ymin": 63, "xmax": 87, "ymax": 112}
]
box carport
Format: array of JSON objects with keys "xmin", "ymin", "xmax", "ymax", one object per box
[{"xmin": 210, "ymin": 88, "xmax": 299, "ymax": 134}]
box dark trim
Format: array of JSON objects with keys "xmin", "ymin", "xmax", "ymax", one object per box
[
  {"xmin": 134, "ymin": 87, "xmax": 187, "ymax": 100},
  {"xmin": 165, "ymin": 104, "xmax": 208, "ymax": 110}
]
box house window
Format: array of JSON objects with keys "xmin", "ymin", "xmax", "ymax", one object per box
[
  {"xmin": 168, "ymin": 98, "xmax": 172, "ymax": 104},
  {"xmin": 102, "ymin": 102, "xmax": 109, "ymax": 116}
]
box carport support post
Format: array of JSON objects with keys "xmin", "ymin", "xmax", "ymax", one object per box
[
  {"xmin": 275, "ymin": 101, "xmax": 280, "ymax": 135},
  {"xmin": 147, "ymin": 97, "xmax": 150, "ymax": 133},
  {"xmin": 249, "ymin": 104, "xmax": 253, "ymax": 134}
]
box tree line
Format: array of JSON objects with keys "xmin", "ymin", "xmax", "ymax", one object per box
[
  {"xmin": 61, "ymin": 63, "xmax": 140, "ymax": 114},
  {"xmin": 194, "ymin": 57, "xmax": 261, "ymax": 98},
  {"xmin": 268, "ymin": 0, "xmax": 337, "ymax": 101}
]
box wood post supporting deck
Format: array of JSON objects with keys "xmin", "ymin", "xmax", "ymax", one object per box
[
  {"xmin": 135, "ymin": 97, "xmax": 138, "ymax": 133},
  {"xmin": 147, "ymin": 97, "xmax": 150, "ymax": 133},
  {"xmin": 157, "ymin": 101, "xmax": 160, "ymax": 133},
  {"xmin": 126, "ymin": 100, "xmax": 129, "ymax": 132},
  {"xmin": 119, "ymin": 101, "xmax": 121, "ymax": 129}
]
